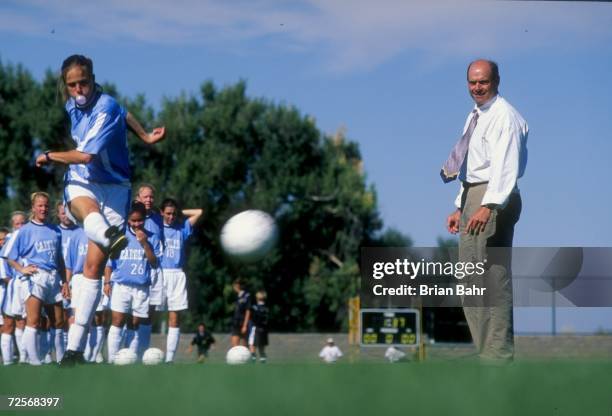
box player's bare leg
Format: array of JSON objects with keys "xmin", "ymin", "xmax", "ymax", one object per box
[{"xmin": 62, "ymin": 197, "xmax": 127, "ymax": 366}]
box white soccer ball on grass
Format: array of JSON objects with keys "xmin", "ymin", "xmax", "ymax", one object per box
[
  {"xmin": 114, "ymin": 348, "xmax": 138, "ymax": 366},
  {"xmin": 142, "ymin": 347, "xmax": 164, "ymax": 365},
  {"xmin": 220, "ymin": 210, "xmax": 278, "ymax": 262},
  {"xmin": 226, "ymin": 346, "xmax": 252, "ymax": 365}
]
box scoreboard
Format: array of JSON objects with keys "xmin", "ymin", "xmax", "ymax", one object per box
[{"xmin": 360, "ymin": 308, "xmax": 420, "ymax": 347}]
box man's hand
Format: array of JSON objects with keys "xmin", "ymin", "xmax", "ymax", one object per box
[
  {"xmin": 465, "ymin": 206, "xmax": 492, "ymax": 235},
  {"xmin": 447, "ymin": 209, "xmax": 461, "ymax": 234}
]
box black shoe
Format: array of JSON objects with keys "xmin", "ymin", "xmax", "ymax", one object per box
[
  {"xmin": 59, "ymin": 350, "xmax": 86, "ymax": 367},
  {"xmin": 105, "ymin": 226, "xmax": 128, "ymax": 259}
]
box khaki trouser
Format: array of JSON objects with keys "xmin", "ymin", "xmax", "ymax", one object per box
[{"xmin": 459, "ymin": 182, "xmax": 521, "ymax": 361}]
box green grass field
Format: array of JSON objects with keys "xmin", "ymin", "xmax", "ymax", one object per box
[{"xmin": 1, "ymin": 360, "xmax": 611, "ymax": 416}]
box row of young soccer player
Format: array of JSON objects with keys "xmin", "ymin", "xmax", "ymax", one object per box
[{"xmin": 0, "ymin": 184, "xmax": 202, "ymax": 365}]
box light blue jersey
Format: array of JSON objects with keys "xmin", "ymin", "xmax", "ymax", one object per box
[
  {"xmin": 110, "ymin": 228, "xmax": 160, "ymax": 286},
  {"xmin": 2, "ymin": 222, "xmax": 63, "ymax": 272},
  {"xmin": 65, "ymin": 92, "xmax": 130, "ymax": 184},
  {"xmin": 0, "ymin": 233, "xmax": 15, "ymax": 280},
  {"xmin": 145, "ymin": 212, "xmax": 165, "ymax": 259},
  {"xmin": 59, "ymin": 224, "xmax": 79, "ymax": 263},
  {"xmin": 161, "ymin": 219, "xmax": 193, "ymax": 270},
  {"xmin": 64, "ymin": 227, "xmax": 88, "ymax": 275}
]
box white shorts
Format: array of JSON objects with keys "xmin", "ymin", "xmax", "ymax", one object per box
[
  {"xmin": 163, "ymin": 269, "xmax": 188, "ymax": 312},
  {"xmin": 110, "ymin": 282, "xmax": 149, "ymax": 318},
  {"xmin": 149, "ymin": 268, "xmax": 164, "ymax": 307},
  {"xmin": 71, "ymin": 274, "xmax": 108, "ymax": 312},
  {"xmin": 3, "ymin": 278, "xmax": 27, "ymax": 317},
  {"xmin": 64, "ymin": 181, "xmax": 131, "ymax": 228},
  {"xmin": 26, "ymin": 270, "xmax": 63, "ymax": 305}
]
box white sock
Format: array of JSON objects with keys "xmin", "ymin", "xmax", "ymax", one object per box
[
  {"xmin": 138, "ymin": 324, "xmax": 152, "ymax": 358},
  {"xmin": 1, "ymin": 334, "xmax": 14, "ymax": 365},
  {"xmin": 23, "ymin": 326, "xmax": 41, "ymax": 366},
  {"xmin": 91, "ymin": 326, "xmax": 105, "ymax": 363},
  {"xmin": 166, "ymin": 327, "xmax": 180, "ymax": 363},
  {"xmin": 67, "ymin": 277, "xmax": 101, "ymax": 351},
  {"xmin": 83, "ymin": 212, "xmax": 110, "ymax": 247},
  {"xmin": 84, "ymin": 328, "xmax": 94, "ymax": 361},
  {"xmin": 107, "ymin": 325, "xmax": 122, "ymax": 363},
  {"xmin": 53, "ymin": 328, "xmax": 65, "ymax": 362},
  {"xmin": 15, "ymin": 327, "xmax": 27, "ymax": 362}
]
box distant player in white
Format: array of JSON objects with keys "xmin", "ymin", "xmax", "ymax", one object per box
[
  {"xmin": 1, "ymin": 211, "xmax": 28, "ymax": 365},
  {"xmin": 133, "ymin": 184, "xmax": 165, "ymax": 355},
  {"xmin": 159, "ymin": 198, "xmax": 203, "ymax": 362},
  {"xmin": 319, "ymin": 337, "xmax": 343, "ymax": 363},
  {"xmin": 35, "ymin": 54, "xmax": 165, "ymax": 365},
  {"xmin": 104, "ymin": 201, "xmax": 160, "ymax": 363},
  {"xmin": 3, "ymin": 192, "xmax": 66, "ymax": 365}
]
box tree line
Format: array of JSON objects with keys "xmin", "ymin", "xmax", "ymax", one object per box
[{"xmin": 0, "ymin": 59, "xmax": 412, "ymax": 332}]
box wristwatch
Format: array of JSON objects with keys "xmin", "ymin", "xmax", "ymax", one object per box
[
  {"xmin": 44, "ymin": 151, "xmax": 51, "ymax": 162},
  {"xmin": 484, "ymin": 203, "xmax": 499, "ymax": 211}
]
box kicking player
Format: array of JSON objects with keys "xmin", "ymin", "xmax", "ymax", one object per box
[
  {"xmin": 231, "ymin": 279, "xmax": 251, "ymax": 347},
  {"xmin": 159, "ymin": 198, "xmax": 203, "ymax": 362},
  {"xmin": 35, "ymin": 54, "xmax": 165, "ymax": 365},
  {"xmin": 104, "ymin": 202, "xmax": 160, "ymax": 363},
  {"xmin": 3, "ymin": 193, "xmax": 65, "ymax": 365},
  {"xmin": 1, "ymin": 211, "xmax": 28, "ymax": 365}
]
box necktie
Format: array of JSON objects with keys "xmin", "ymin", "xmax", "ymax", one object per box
[{"xmin": 440, "ymin": 110, "xmax": 479, "ymax": 183}]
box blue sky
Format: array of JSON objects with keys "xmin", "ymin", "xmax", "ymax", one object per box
[{"xmin": 2, "ymin": 0, "xmax": 612, "ymax": 332}]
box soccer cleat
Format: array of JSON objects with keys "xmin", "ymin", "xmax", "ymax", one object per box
[
  {"xmin": 105, "ymin": 226, "xmax": 128, "ymax": 259},
  {"xmin": 58, "ymin": 350, "xmax": 86, "ymax": 367}
]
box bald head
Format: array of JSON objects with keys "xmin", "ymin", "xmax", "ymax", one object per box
[{"xmin": 467, "ymin": 59, "xmax": 500, "ymax": 107}]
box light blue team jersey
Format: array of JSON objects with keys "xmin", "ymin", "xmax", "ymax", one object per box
[
  {"xmin": 161, "ymin": 219, "xmax": 193, "ymax": 270},
  {"xmin": 145, "ymin": 212, "xmax": 165, "ymax": 260},
  {"xmin": 59, "ymin": 224, "xmax": 79, "ymax": 263},
  {"xmin": 65, "ymin": 92, "xmax": 130, "ymax": 184},
  {"xmin": 110, "ymin": 228, "xmax": 160, "ymax": 286},
  {"xmin": 0, "ymin": 233, "xmax": 15, "ymax": 280},
  {"xmin": 2, "ymin": 222, "xmax": 63, "ymax": 272},
  {"xmin": 64, "ymin": 227, "xmax": 88, "ymax": 275}
]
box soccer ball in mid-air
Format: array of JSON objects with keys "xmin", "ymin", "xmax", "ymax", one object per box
[
  {"xmin": 142, "ymin": 348, "xmax": 164, "ymax": 365},
  {"xmin": 114, "ymin": 348, "xmax": 137, "ymax": 366},
  {"xmin": 226, "ymin": 346, "xmax": 252, "ymax": 365},
  {"xmin": 220, "ymin": 210, "xmax": 278, "ymax": 262}
]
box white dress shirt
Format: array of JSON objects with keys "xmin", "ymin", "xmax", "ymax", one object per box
[
  {"xmin": 455, "ymin": 95, "xmax": 529, "ymax": 208},
  {"xmin": 319, "ymin": 345, "xmax": 343, "ymax": 363}
]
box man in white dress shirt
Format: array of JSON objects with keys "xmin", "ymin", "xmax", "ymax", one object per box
[
  {"xmin": 443, "ymin": 59, "xmax": 528, "ymax": 361},
  {"xmin": 319, "ymin": 337, "xmax": 343, "ymax": 363}
]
